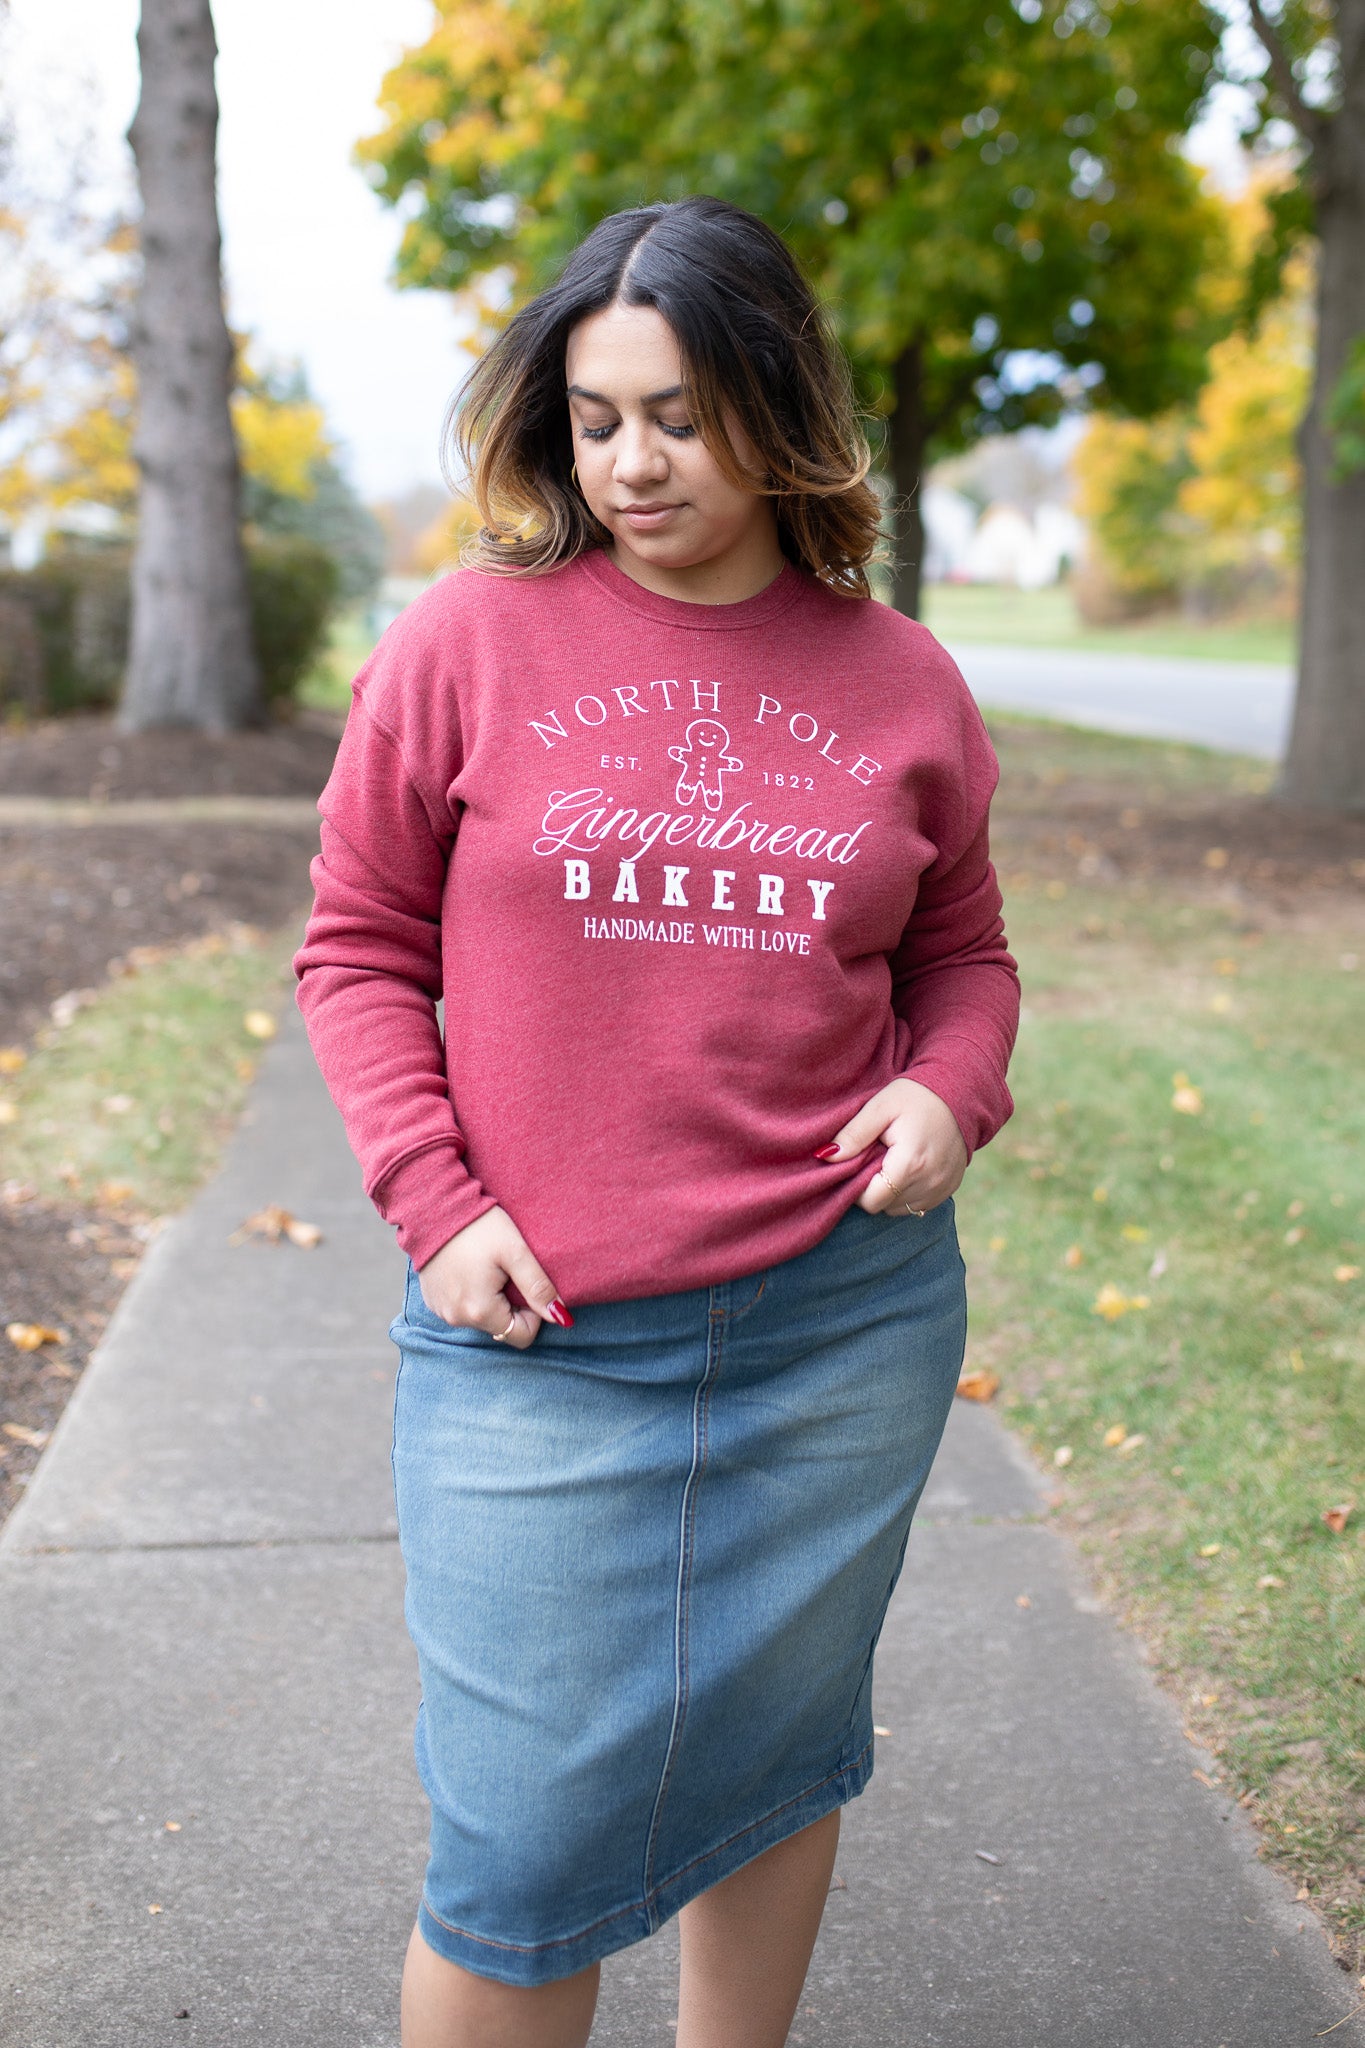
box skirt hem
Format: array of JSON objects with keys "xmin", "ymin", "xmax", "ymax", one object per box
[{"xmin": 415, "ymin": 1737, "xmax": 875, "ymax": 1988}]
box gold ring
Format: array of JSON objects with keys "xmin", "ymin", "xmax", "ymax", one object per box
[{"xmin": 490, "ymin": 1310, "xmax": 517, "ymax": 1342}]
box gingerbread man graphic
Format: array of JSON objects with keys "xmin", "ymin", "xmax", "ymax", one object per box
[{"xmin": 668, "ymin": 718, "xmax": 743, "ymax": 813}]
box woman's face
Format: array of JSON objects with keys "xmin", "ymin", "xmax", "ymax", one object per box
[{"xmin": 564, "ymin": 301, "xmax": 777, "ymax": 576}]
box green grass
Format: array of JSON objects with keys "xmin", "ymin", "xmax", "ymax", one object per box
[
  {"xmin": 959, "ymin": 854, "xmax": 1365, "ymax": 1959},
  {"xmin": 297, "ymin": 606, "xmax": 377, "ymax": 718},
  {"xmin": 0, "ymin": 925, "xmax": 297, "ymax": 1215},
  {"xmin": 923, "ymin": 581, "xmax": 1298, "ymax": 665}
]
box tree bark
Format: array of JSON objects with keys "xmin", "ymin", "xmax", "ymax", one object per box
[
  {"xmin": 1271, "ymin": 0, "xmax": 1365, "ymax": 814},
  {"xmin": 888, "ymin": 339, "xmax": 929, "ymax": 619},
  {"xmin": 120, "ymin": 0, "xmax": 260, "ymax": 731}
]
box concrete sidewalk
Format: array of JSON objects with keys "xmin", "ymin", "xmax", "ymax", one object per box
[{"xmin": 2, "ymin": 1011, "xmax": 1358, "ymax": 2047}]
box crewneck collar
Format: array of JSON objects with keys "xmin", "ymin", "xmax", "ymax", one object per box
[{"xmin": 578, "ymin": 546, "xmax": 808, "ymax": 631}]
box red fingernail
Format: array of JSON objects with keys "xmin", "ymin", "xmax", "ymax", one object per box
[
  {"xmin": 544, "ymin": 1298, "xmax": 574, "ymax": 1328},
  {"xmin": 813, "ymin": 1144, "xmax": 841, "ymax": 1161}
]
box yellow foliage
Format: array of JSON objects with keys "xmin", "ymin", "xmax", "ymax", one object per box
[
  {"xmin": 1176, "ymin": 254, "xmax": 1311, "ymax": 570},
  {"xmin": 1073, "ymin": 175, "xmax": 1310, "ymax": 610},
  {"xmin": 414, "ymin": 496, "xmax": 482, "ymax": 574},
  {"xmin": 231, "ymin": 389, "xmax": 329, "ymax": 500}
]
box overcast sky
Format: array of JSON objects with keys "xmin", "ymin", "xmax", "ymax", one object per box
[
  {"xmin": 5, "ymin": 2, "xmax": 1255, "ymax": 508},
  {"xmin": 6, "ymin": 0, "xmax": 467, "ymax": 501}
]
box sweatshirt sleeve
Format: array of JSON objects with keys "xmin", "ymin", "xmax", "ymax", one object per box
[
  {"xmin": 887, "ymin": 689, "xmax": 1021, "ymax": 1158},
  {"xmin": 292, "ymin": 688, "xmax": 499, "ymax": 1269}
]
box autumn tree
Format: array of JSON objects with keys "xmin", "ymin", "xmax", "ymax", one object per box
[
  {"xmin": 121, "ymin": 0, "xmax": 259, "ymax": 731},
  {"xmin": 359, "ymin": 0, "xmax": 1231, "ymax": 618},
  {"xmin": 1235, "ymin": 0, "xmax": 1365, "ymax": 813}
]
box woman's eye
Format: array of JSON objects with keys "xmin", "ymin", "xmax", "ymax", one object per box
[
  {"xmin": 661, "ymin": 422, "xmax": 696, "ymax": 439},
  {"xmin": 580, "ymin": 424, "xmax": 614, "ymax": 441},
  {"xmin": 576, "ymin": 420, "xmax": 697, "ymax": 443}
]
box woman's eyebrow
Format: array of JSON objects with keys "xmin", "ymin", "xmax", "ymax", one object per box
[{"xmin": 566, "ymin": 384, "xmax": 684, "ymax": 405}]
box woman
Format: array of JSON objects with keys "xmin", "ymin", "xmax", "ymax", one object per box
[{"xmin": 294, "ymin": 193, "xmax": 1019, "ymax": 2048}]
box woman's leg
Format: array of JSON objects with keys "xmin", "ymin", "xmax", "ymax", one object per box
[
  {"xmin": 675, "ymin": 1809, "xmax": 841, "ymax": 2048},
  {"xmin": 400, "ymin": 1925, "xmax": 600, "ymax": 2048}
]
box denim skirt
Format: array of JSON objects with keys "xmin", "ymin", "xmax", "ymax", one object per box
[{"xmin": 389, "ymin": 1195, "xmax": 967, "ymax": 1986}]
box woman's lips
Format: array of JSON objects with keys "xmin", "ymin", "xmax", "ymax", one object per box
[{"xmin": 619, "ymin": 504, "xmax": 683, "ymax": 528}]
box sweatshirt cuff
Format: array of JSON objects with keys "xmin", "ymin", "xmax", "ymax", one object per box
[
  {"xmin": 898, "ymin": 1053, "xmax": 1013, "ymax": 1161},
  {"xmin": 372, "ymin": 1143, "xmax": 501, "ymax": 1270}
]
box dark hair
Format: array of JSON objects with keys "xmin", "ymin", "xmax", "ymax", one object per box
[{"xmin": 448, "ymin": 195, "xmax": 883, "ymax": 597}]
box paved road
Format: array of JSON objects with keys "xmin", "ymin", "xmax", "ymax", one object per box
[
  {"xmin": 943, "ymin": 641, "xmax": 1294, "ymax": 762},
  {"xmin": 2, "ymin": 1010, "xmax": 1358, "ymax": 2046}
]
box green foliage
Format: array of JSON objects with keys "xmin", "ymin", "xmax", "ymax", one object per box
[
  {"xmin": 360, "ymin": 0, "xmax": 1233, "ymax": 459},
  {"xmin": 242, "ymin": 535, "xmax": 341, "ymax": 706},
  {"xmin": 1326, "ymin": 334, "xmax": 1365, "ymax": 482},
  {"xmin": 0, "ymin": 536, "xmax": 339, "ymax": 716}
]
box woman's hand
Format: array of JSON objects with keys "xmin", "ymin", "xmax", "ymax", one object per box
[
  {"xmin": 417, "ymin": 1207, "xmax": 573, "ymax": 1350},
  {"xmin": 816, "ymin": 1078, "xmax": 969, "ymax": 1217}
]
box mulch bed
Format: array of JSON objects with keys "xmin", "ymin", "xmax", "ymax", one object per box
[{"xmin": 0, "ymin": 709, "xmax": 342, "ymax": 802}]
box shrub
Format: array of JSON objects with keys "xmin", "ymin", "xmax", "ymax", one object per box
[
  {"xmin": 0, "ymin": 535, "xmax": 338, "ymax": 717},
  {"xmin": 243, "ymin": 533, "xmax": 339, "ymax": 706}
]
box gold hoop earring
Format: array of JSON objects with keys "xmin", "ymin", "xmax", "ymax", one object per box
[{"xmin": 570, "ymin": 461, "xmax": 580, "ymax": 490}]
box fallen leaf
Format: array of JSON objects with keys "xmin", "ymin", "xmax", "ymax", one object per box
[
  {"xmin": 1092, "ymin": 1185, "xmax": 1109, "ymax": 1203},
  {"xmin": 1208, "ymin": 991, "xmax": 1235, "ymax": 1014},
  {"xmin": 1322, "ymin": 1504, "xmax": 1354, "ymax": 1536},
  {"xmin": 1213, "ymin": 956, "xmax": 1239, "ymax": 976},
  {"xmin": 1102, "ymin": 1423, "xmax": 1127, "ymax": 1448},
  {"xmin": 974, "ymin": 1850, "xmax": 1001, "ymax": 1865},
  {"xmin": 1121, "ymin": 1224, "xmax": 1150, "ymax": 1242},
  {"xmin": 1289, "ymin": 1347, "xmax": 1306, "ymax": 1373},
  {"xmin": 2, "ymin": 1422, "xmax": 50, "ymax": 1447},
  {"xmin": 1171, "ymin": 1082, "xmax": 1204, "ymax": 1116},
  {"xmin": 234, "ymin": 1057, "xmax": 255, "ymax": 1081},
  {"xmin": 1093, "ymin": 1282, "xmax": 1150, "ymax": 1321},
  {"xmin": 873, "ymin": 1724, "xmax": 892, "ymax": 1738},
  {"xmin": 1335, "ymin": 1265, "xmax": 1361, "ymax": 1284},
  {"xmin": 96, "ymin": 1181, "xmax": 135, "ymax": 1206},
  {"xmin": 0, "ymin": 1101, "xmax": 17, "ymax": 1126},
  {"xmin": 1053, "ymin": 1445, "xmax": 1074, "ymax": 1468},
  {"xmin": 1203, "ymin": 846, "xmax": 1229, "ymax": 868},
  {"xmin": 1191, "ymin": 1768, "xmax": 1216, "ymax": 1788},
  {"xmin": 1287, "ymin": 1198, "xmax": 1305, "ymax": 1217},
  {"xmin": 988, "ymin": 1234, "xmax": 1007, "ymax": 1252},
  {"xmin": 1201, "ymin": 1693, "xmax": 1220, "ymax": 1706},
  {"xmin": 1116, "ymin": 1433, "xmax": 1147, "ymax": 1456},
  {"xmin": 1063, "ymin": 1244, "xmax": 1083, "ymax": 1268},
  {"xmin": 1284, "ymin": 1226, "xmax": 1306, "ymax": 1245},
  {"xmin": 956, "ymin": 1369, "xmax": 999, "ymax": 1403},
  {"xmin": 1015, "ymin": 1593, "xmax": 1032, "ymax": 1608},
  {"xmin": 243, "ymin": 1010, "xmax": 277, "ymax": 1041},
  {"xmin": 1149, "ymin": 1249, "xmax": 1168, "ymax": 1279},
  {"xmin": 147, "ymin": 1904, "xmax": 163, "ymax": 1916},
  {"xmin": 164, "ymin": 1821, "xmax": 181, "ymax": 1833},
  {"xmin": 1259, "ymin": 1574, "xmax": 1284, "ymax": 1590},
  {"xmin": 229, "ymin": 1205, "xmax": 323, "ymax": 1250},
  {"xmin": 101, "ymin": 1094, "xmax": 135, "ymax": 1116},
  {"xmin": 1199, "ymin": 1543, "xmax": 1222, "ymax": 1558},
  {"xmin": 6, "ymin": 1322, "xmax": 67, "ymax": 1352},
  {"xmin": 0, "ymin": 1046, "xmax": 25, "ymax": 1073}
]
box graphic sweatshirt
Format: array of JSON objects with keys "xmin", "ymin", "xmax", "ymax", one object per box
[{"xmin": 293, "ymin": 547, "xmax": 1020, "ymax": 1305}]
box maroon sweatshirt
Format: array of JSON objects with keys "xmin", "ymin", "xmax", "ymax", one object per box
[{"xmin": 293, "ymin": 548, "xmax": 1020, "ymax": 1304}]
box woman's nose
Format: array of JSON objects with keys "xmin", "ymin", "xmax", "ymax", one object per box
[{"xmin": 613, "ymin": 422, "xmax": 669, "ymax": 486}]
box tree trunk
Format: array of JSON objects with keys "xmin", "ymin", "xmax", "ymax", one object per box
[
  {"xmin": 1275, "ymin": 14, "xmax": 1365, "ymax": 814},
  {"xmin": 888, "ymin": 339, "xmax": 929, "ymax": 619},
  {"xmin": 120, "ymin": 0, "xmax": 260, "ymax": 732}
]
